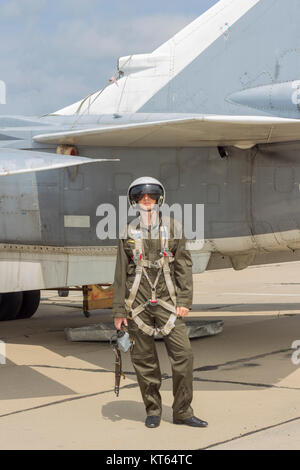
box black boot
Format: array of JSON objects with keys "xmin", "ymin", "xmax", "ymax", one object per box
[
  {"xmin": 173, "ymin": 416, "xmax": 208, "ymax": 427},
  {"xmin": 145, "ymin": 416, "xmax": 161, "ymax": 428}
]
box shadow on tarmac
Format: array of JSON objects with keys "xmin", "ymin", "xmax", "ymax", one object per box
[
  {"xmin": 101, "ymin": 400, "xmax": 174, "ymax": 424},
  {"xmin": 0, "ymin": 304, "xmax": 300, "ymax": 403}
]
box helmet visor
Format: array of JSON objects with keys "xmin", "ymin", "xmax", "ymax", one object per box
[{"xmin": 129, "ymin": 184, "xmax": 164, "ymax": 204}]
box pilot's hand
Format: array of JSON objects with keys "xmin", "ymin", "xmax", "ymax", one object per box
[
  {"xmin": 114, "ymin": 317, "xmax": 128, "ymax": 330},
  {"xmin": 176, "ymin": 307, "xmax": 189, "ymax": 317}
]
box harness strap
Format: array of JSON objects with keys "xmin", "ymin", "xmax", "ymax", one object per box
[
  {"xmin": 129, "ymin": 302, "xmax": 147, "ymax": 319},
  {"xmin": 161, "ymin": 231, "xmax": 177, "ymax": 306},
  {"xmin": 125, "ymin": 265, "xmax": 143, "ymax": 311},
  {"xmin": 125, "ymin": 224, "xmax": 178, "ymax": 337},
  {"xmin": 142, "ymin": 258, "xmax": 174, "ymax": 269},
  {"xmin": 142, "ymin": 266, "xmax": 162, "ymax": 295},
  {"xmin": 130, "ymin": 306, "xmax": 177, "ymax": 337},
  {"xmin": 134, "ymin": 316, "xmax": 159, "ymax": 337},
  {"xmin": 162, "ymin": 263, "xmax": 177, "ymax": 306},
  {"xmin": 157, "ymin": 298, "xmax": 176, "ymax": 313},
  {"xmin": 159, "ymin": 313, "xmax": 177, "ymax": 336}
]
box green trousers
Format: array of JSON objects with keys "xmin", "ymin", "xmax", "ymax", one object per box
[{"xmin": 127, "ymin": 306, "xmax": 194, "ymax": 420}]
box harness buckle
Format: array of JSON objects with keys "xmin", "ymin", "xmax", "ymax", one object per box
[
  {"xmin": 150, "ymin": 261, "xmax": 159, "ymax": 269},
  {"xmin": 149, "ymin": 299, "xmax": 158, "ymax": 306},
  {"xmin": 160, "ymin": 250, "xmax": 173, "ymax": 258},
  {"xmin": 132, "ymin": 252, "xmax": 143, "ymax": 264}
]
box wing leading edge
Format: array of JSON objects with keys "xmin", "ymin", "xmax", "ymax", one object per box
[
  {"xmin": 0, "ymin": 148, "xmax": 118, "ymax": 176},
  {"xmin": 34, "ymin": 115, "xmax": 300, "ymax": 149}
]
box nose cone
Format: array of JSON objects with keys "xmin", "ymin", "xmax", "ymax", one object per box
[{"xmin": 227, "ymin": 81, "xmax": 300, "ymax": 115}]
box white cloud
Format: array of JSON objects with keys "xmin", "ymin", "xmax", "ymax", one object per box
[
  {"xmin": 53, "ymin": 20, "xmax": 123, "ymax": 61},
  {"xmin": 53, "ymin": 14, "xmax": 193, "ymax": 61},
  {"xmin": 128, "ymin": 14, "xmax": 194, "ymax": 50},
  {"xmin": 0, "ymin": 7, "xmax": 195, "ymax": 115}
]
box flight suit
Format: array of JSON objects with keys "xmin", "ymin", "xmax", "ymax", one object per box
[{"xmin": 113, "ymin": 216, "xmax": 194, "ymax": 420}]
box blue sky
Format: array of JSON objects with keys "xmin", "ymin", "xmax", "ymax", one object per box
[{"xmin": 0, "ymin": 0, "xmax": 219, "ymax": 116}]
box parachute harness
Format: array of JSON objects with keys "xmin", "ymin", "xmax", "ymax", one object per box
[{"xmin": 125, "ymin": 225, "xmax": 177, "ymax": 337}]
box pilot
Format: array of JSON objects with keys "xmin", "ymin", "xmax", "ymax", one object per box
[{"xmin": 113, "ymin": 176, "xmax": 208, "ymax": 429}]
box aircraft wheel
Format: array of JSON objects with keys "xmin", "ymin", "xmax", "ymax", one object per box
[
  {"xmin": 0, "ymin": 292, "xmax": 23, "ymax": 321},
  {"xmin": 58, "ymin": 289, "xmax": 69, "ymax": 297},
  {"xmin": 17, "ymin": 290, "xmax": 41, "ymax": 319}
]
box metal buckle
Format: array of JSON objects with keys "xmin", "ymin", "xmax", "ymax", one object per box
[
  {"xmin": 150, "ymin": 261, "xmax": 160, "ymax": 269},
  {"xmin": 133, "ymin": 252, "xmax": 143, "ymax": 264},
  {"xmin": 160, "ymin": 250, "xmax": 173, "ymax": 258}
]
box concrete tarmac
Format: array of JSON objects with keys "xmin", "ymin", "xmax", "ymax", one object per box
[{"xmin": 1, "ymin": 261, "xmax": 300, "ymax": 450}]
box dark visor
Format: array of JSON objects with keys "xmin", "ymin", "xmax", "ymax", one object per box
[{"xmin": 129, "ymin": 184, "xmax": 163, "ymax": 202}]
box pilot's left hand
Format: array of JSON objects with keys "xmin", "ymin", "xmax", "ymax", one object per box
[{"xmin": 176, "ymin": 307, "xmax": 189, "ymax": 317}]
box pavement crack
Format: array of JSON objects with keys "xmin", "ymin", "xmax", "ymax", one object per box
[
  {"xmin": 0, "ymin": 375, "xmax": 171, "ymax": 420},
  {"xmin": 193, "ymin": 377, "xmax": 300, "ymax": 391},
  {"xmin": 202, "ymin": 304, "xmax": 235, "ymax": 311},
  {"xmin": 194, "ymin": 348, "xmax": 292, "ymax": 372},
  {"xmin": 201, "ymin": 415, "xmax": 300, "ymax": 450},
  {"xmin": 0, "ymin": 383, "xmax": 139, "ymax": 420},
  {"xmin": 29, "ymin": 364, "xmax": 136, "ymax": 375}
]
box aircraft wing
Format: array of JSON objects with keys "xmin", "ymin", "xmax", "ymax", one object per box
[
  {"xmin": 0, "ymin": 148, "xmax": 117, "ymax": 176},
  {"xmin": 34, "ymin": 115, "xmax": 300, "ymax": 149}
]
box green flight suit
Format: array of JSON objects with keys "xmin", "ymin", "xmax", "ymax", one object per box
[{"xmin": 112, "ymin": 216, "xmax": 194, "ymax": 420}]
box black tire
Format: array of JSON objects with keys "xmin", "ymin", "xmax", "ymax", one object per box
[
  {"xmin": 58, "ymin": 289, "xmax": 69, "ymax": 297},
  {"xmin": 0, "ymin": 292, "xmax": 23, "ymax": 321},
  {"xmin": 17, "ymin": 290, "xmax": 41, "ymax": 319}
]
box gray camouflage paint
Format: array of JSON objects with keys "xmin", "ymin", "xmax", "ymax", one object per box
[{"xmin": 1, "ymin": 0, "xmax": 300, "ymax": 290}]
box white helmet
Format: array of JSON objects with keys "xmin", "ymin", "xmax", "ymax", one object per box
[{"xmin": 128, "ymin": 177, "xmax": 165, "ymax": 207}]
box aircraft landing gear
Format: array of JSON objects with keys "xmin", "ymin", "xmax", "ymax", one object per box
[
  {"xmin": 17, "ymin": 290, "xmax": 41, "ymax": 319},
  {"xmin": 0, "ymin": 290, "xmax": 41, "ymax": 321},
  {"xmin": 0, "ymin": 292, "xmax": 23, "ymax": 321}
]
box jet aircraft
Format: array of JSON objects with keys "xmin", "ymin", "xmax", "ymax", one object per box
[{"xmin": 1, "ymin": 0, "xmax": 300, "ymax": 320}]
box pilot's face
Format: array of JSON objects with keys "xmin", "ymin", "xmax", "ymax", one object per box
[{"xmin": 138, "ymin": 193, "xmax": 157, "ymax": 211}]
